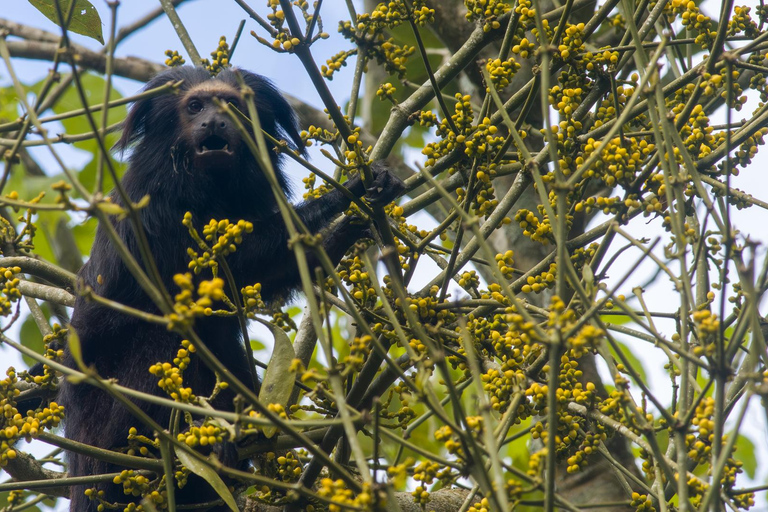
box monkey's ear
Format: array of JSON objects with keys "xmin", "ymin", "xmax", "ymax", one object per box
[
  {"xmin": 238, "ymin": 71, "xmax": 307, "ymax": 157},
  {"xmin": 113, "ymin": 67, "xmax": 210, "ymax": 153},
  {"xmin": 113, "ymin": 95, "xmax": 153, "ymax": 153},
  {"xmin": 113, "ymin": 71, "xmax": 173, "ymax": 152},
  {"xmin": 267, "ymin": 87, "xmax": 306, "ymax": 157}
]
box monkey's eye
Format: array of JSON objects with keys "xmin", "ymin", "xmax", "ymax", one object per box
[{"xmin": 188, "ymin": 99, "xmax": 204, "ymax": 114}]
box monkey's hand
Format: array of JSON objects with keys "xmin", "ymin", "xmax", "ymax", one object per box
[
  {"xmin": 364, "ymin": 161, "xmax": 405, "ymax": 206},
  {"xmin": 342, "ymin": 162, "xmax": 405, "ymax": 205}
]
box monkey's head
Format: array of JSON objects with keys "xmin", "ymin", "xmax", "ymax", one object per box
[
  {"xmin": 115, "ymin": 67, "xmax": 304, "ymax": 191},
  {"xmin": 179, "ymin": 78, "xmax": 245, "ymax": 170}
]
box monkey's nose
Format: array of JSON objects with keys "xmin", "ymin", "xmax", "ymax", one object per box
[{"xmin": 201, "ymin": 119, "xmax": 228, "ymax": 130}]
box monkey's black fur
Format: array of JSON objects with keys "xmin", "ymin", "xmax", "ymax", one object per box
[{"xmin": 60, "ymin": 67, "xmax": 403, "ymax": 511}]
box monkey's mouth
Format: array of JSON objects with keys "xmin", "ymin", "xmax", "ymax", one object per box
[{"xmin": 196, "ymin": 135, "xmax": 234, "ymax": 157}]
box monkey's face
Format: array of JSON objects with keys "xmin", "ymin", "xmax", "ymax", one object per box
[{"xmin": 179, "ymin": 83, "xmax": 245, "ymax": 171}]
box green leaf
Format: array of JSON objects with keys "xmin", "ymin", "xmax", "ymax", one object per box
[
  {"xmin": 28, "ymin": 0, "xmax": 104, "ymax": 44},
  {"xmin": 0, "ymin": 490, "xmax": 54, "ymax": 511},
  {"xmin": 19, "ymin": 308, "xmax": 48, "ymax": 368},
  {"xmin": 0, "ymin": 86, "xmax": 21, "ymax": 121},
  {"xmin": 603, "ymin": 313, "xmax": 633, "ymax": 325},
  {"xmin": 71, "ymin": 216, "xmax": 97, "ymax": 260},
  {"xmin": 255, "ymin": 317, "xmax": 296, "ymax": 438},
  {"xmin": 33, "ymin": 211, "xmax": 68, "ymax": 264},
  {"xmin": 175, "ymin": 449, "xmax": 238, "ymax": 512},
  {"xmin": 65, "ymin": 325, "xmax": 84, "ymax": 371},
  {"xmin": 732, "ymin": 433, "xmax": 757, "ymax": 479},
  {"xmin": 607, "ymin": 338, "xmax": 647, "ymax": 384},
  {"xmin": 48, "ymin": 72, "xmax": 127, "ymax": 192}
]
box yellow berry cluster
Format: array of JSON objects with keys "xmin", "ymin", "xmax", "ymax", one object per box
[
  {"xmin": 268, "ymin": 450, "xmax": 303, "ymax": 482},
  {"xmin": 411, "ymin": 460, "xmax": 442, "ymax": 504},
  {"xmin": 167, "ymin": 273, "xmax": 229, "ymax": 330},
  {"xmin": 164, "ymin": 49, "xmax": 185, "ymax": 67},
  {"xmin": 342, "ymin": 335, "xmax": 372, "ymax": 374},
  {"xmin": 461, "ymin": 170, "xmax": 504, "ymax": 220},
  {"xmin": 514, "ymin": 0, "xmax": 535, "ymax": 31},
  {"xmin": 376, "ymin": 383, "xmax": 417, "ymax": 428},
  {"xmin": 686, "ymin": 396, "xmax": 715, "ymax": 464},
  {"xmin": 242, "ymin": 283, "xmax": 265, "ymax": 315},
  {"xmin": 422, "ymin": 94, "xmax": 475, "ymax": 166},
  {"xmin": 574, "ymin": 195, "xmax": 621, "ymax": 215},
  {"xmin": 549, "ymin": 80, "xmax": 585, "ymax": 119},
  {"xmin": 557, "ymin": 23, "xmax": 585, "ymax": 61},
  {"xmin": 5, "ymin": 490, "xmax": 24, "ymax": 507},
  {"xmin": 301, "ymin": 173, "xmax": 325, "ymax": 200},
  {"xmin": 732, "ymin": 127, "xmax": 768, "ymax": 168},
  {"xmin": 532, "ymin": 19, "xmax": 553, "ymax": 43},
  {"xmin": 463, "ymin": 116, "xmax": 504, "ymax": 159},
  {"xmin": 691, "ymin": 310, "xmax": 719, "ymax": 357},
  {"xmin": 81, "ymin": 488, "xmax": 106, "ymax": 509},
  {"xmin": 566, "ymin": 424, "xmax": 606, "ymax": 473},
  {"xmin": 481, "ymin": 360, "xmax": 527, "ymax": 412},
  {"xmin": 31, "ymin": 324, "xmax": 67, "ymax": 385},
  {"xmin": 365, "ymin": 0, "xmax": 434, "ymax": 27},
  {"xmin": 581, "ymin": 48, "xmax": 620, "ymax": 72},
  {"xmin": 337, "ymin": 255, "xmax": 378, "ymax": 307},
  {"xmin": 547, "ymin": 72, "xmax": 588, "ymax": 175},
  {"xmin": 271, "ymin": 310, "xmax": 298, "ymax": 332},
  {"xmin": 680, "ymin": 104, "xmax": 721, "ymax": 161},
  {"xmin": 1, "ymin": 368, "xmax": 64, "ymax": 466},
  {"xmin": 0, "ymin": 266, "xmax": 22, "ymax": 316},
  {"xmin": 511, "ymin": 37, "xmax": 535, "ymax": 59},
  {"xmin": 597, "ymin": 377, "xmax": 631, "ymax": 423},
  {"xmin": 321, "ymin": 48, "xmax": 356, "ymax": 79},
  {"xmin": 515, "ymin": 208, "xmax": 553, "ymax": 244},
  {"xmin": 331, "ymin": 2, "xmax": 433, "ymax": 80},
  {"xmin": 665, "ymin": 0, "xmax": 715, "ymax": 48},
  {"xmin": 485, "ymin": 57, "xmax": 521, "ymax": 91},
  {"xmin": 262, "ymin": 0, "xmax": 322, "ymax": 53},
  {"xmin": 394, "ymin": 285, "xmax": 454, "ymax": 328},
  {"xmin": 748, "ymin": 51, "xmax": 768, "ymax": 102},
  {"xmin": 581, "ymin": 136, "xmax": 654, "ymax": 187},
  {"xmin": 205, "ymin": 36, "xmax": 230, "ymax": 75},
  {"xmin": 495, "ymin": 250, "xmax": 515, "ymax": 279},
  {"xmin": 386, "ymin": 457, "xmax": 412, "ymax": 488},
  {"xmin": 417, "ymin": 110, "xmax": 438, "ymax": 127},
  {"xmin": 182, "ymin": 212, "xmax": 254, "ymax": 277},
  {"xmin": 629, "ymin": 492, "xmax": 656, "ymax": 511},
  {"xmin": 112, "ymin": 469, "xmax": 163, "ymax": 503},
  {"xmin": 343, "ymin": 132, "xmax": 371, "ymax": 166},
  {"xmin": 467, "ymin": 497, "xmax": 492, "ymax": 512},
  {"xmin": 148, "ymin": 341, "xmax": 197, "ymax": 403},
  {"xmin": 465, "ymin": 0, "xmax": 511, "ymax": 32},
  {"xmin": 376, "ymin": 82, "xmax": 397, "ymax": 102},
  {"xmin": 202, "ymin": 218, "xmax": 254, "ymax": 257},
  {"xmin": 527, "ymin": 448, "xmax": 545, "ymax": 478},
  {"xmin": 177, "ymin": 422, "xmax": 226, "ymax": 448},
  {"xmin": 434, "ymin": 425, "xmax": 465, "ymax": 459},
  {"xmin": 458, "ymin": 270, "xmax": 480, "ymax": 291},
  {"xmin": 301, "ymin": 124, "xmax": 339, "ymax": 148},
  {"xmin": 125, "ymin": 426, "xmax": 158, "ymax": 458},
  {"xmin": 316, "ymin": 479, "xmax": 377, "ymax": 512}
]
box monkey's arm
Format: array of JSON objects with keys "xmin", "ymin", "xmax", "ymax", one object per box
[{"xmin": 227, "ymin": 164, "xmax": 404, "ymax": 299}]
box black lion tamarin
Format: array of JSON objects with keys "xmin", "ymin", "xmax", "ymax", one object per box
[{"xmin": 59, "ymin": 66, "xmax": 403, "ymax": 511}]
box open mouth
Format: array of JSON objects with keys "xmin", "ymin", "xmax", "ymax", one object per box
[{"xmin": 196, "ymin": 135, "xmax": 234, "ymax": 156}]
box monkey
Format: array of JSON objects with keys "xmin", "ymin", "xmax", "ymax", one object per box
[{"xmin": 58, "ymin": 66, "xmax": 404, "ymax": 511}]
